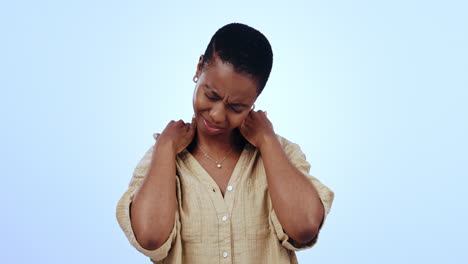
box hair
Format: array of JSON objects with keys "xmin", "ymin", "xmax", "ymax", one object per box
[{"xmin": 201, "ymin": 23, "xmax": 273, "ymax": 96}]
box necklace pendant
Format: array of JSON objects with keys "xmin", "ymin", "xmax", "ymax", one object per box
[{"xmin": 217, "ymin": 163, "xmax": 222, "ymax": 168}]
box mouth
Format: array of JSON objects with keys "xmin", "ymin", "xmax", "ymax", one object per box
[{"xmin": 202, "ymin": 118, "xmax": 224, "ymax": 133}]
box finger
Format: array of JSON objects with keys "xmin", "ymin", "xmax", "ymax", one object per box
[
  {"xmin": 184, "ymin": 123, "xmax": 191, "ymax": 132},
  {"xmin": 175, "ymin": 119, "xmax": 184, "ymax": 127},
  {"xmin": 190, "ymin": 117, "xmax": 197, "ymax": 131},
  {"xmin": 257, "ymin": 110, "xmax": 267, "ymax": 117},
  {"xmin": 238, "ymin": 120, "xmax": 248, "ymax": 136},
  {"xmin": 239, "ymin": 119, "xmax": 247, "ymax": 129},
  {"xmin": 153, "ymin": 133, "xmax": 160, "ymax": 140},
  {"xmin": 191, "ymin": 117, "xmax": 197, "ymax": 128},
  {"xmin": 187, "ymin": 120, "xmax": 197, "ymax": 138}
]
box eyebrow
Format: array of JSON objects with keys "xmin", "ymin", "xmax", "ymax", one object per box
[{"xmin": 204, "ymin": 85, "xmax": 249, "ymax": 107}]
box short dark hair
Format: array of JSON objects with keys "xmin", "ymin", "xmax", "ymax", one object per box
[{"xmin": 201, "ymin": 23, "xmax": 273, "ymax": 96}]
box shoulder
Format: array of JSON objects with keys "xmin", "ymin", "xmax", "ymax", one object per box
[
  {"xmin": 273, "ymin": 133, "xmax": 302, "ymax": 150},
  {"xmin": 133, "ymin": 144, "xmax": 155, "ymax": 176},
  {"xmin": 141, "ymin": 144, "xmax": 156, "ymax": 162},
  {"xmin": 274, "ymin": 133, "xmax": 293, "ymax": 146},
  {"xmin": 271, "ymin": 134, "xmax": 309, "ymax": 163}
]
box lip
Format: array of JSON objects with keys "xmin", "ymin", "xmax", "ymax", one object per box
[{"xmin": 203, "ymin": 118, "xmax": 224, "ymax": 133}]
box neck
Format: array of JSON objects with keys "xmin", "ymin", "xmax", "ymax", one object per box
[{"xmin": 191, "ymin": 127, "xmax": 245, "ymax": 156}]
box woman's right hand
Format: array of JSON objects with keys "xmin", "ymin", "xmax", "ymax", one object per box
[{"xmin": 153, "ymin": 117, "xmax": 197, "ymax": 154}]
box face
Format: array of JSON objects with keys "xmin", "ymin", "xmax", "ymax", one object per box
[{"xmin": 193, "ymin": 54, "xmax": 258, "ymax": 137}]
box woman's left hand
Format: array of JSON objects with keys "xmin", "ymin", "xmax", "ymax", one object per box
[{"xmin": 239, "ymin": 110, "xmax": 276, "ymax": 149}]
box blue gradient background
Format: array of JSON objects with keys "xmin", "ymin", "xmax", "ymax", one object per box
[{"xmin": 1, "ymin": 1, "xmax": 467, "ymax": 263}]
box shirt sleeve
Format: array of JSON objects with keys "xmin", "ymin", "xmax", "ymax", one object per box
[
  {"xmin": 115, "ymin": 144, "xmax": 179, "ymax": 262},
  {"xmin": 269, "ymin": 135, "xmax": 335, "ymax": 251}
]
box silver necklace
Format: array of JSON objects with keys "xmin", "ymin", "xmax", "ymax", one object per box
[{"xmin": 197, "ymin": 144, "xmax": 233, "ymax": 168}]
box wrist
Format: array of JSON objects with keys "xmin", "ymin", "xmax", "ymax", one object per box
[
  {"xmin": 257, "ymin": 132, "xmax": 277, "ymax": 151},
  {"xmin": 154, "ymin": 139, "xmax": 178, "ymax": 157}
]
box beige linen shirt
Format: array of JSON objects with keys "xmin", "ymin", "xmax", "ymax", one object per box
[{"xmin": 116, "ymin": 134, "xmax": 334, "ymax": 264}]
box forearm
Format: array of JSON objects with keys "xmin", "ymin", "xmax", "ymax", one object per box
[
  {"xmin": 130, "ymin": 141, "xmax": 177, "ymax": 250},
  {"xmin": 259, "ymin": 135, "xmax": 324, "ymax": 243}
]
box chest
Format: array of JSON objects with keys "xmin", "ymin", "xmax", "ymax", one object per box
[
  {"xmin": 191, "ymin": 151, "xmax": 241, "ymax": 196},
  {"xmin": 177, "ymin": 153, "xmax": 273, "ymax": 248}
]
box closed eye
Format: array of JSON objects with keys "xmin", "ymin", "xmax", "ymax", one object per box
[
  {"xmin": 230, "ymin": 106, "xmax": 242, "ymax": 113},
  {"xmin": 205, "ymin": 93, "xmax": 242, "ymax": 113},
  {"xmin": 205, "ymin": 94, "xmax": 218, "ymax": 101}
]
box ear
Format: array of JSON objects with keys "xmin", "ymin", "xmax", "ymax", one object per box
[{"xmin": 195, "ymin": 54, "xmax": 204, "ymax": 77}]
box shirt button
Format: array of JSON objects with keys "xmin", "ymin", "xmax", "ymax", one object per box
[
  {"xmin": 223, "ymin": 251, "xmax": 228, "ymax": 258},
  {"xmin": 222, "ymin": 215, "xmax": 228, "ymax": 221},
  {"xmin": 227, "ymin": 185, "xmax": 233, "ymax": 191}
]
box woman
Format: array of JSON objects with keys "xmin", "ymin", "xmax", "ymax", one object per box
[{"xmin": 116, "ymin": 23, "xmax": 334, "ymax": 264}]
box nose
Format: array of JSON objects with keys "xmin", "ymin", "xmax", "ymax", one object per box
[{"xmin": 209, "ymin": 102, "xmax": 226, "ymax": 123}]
